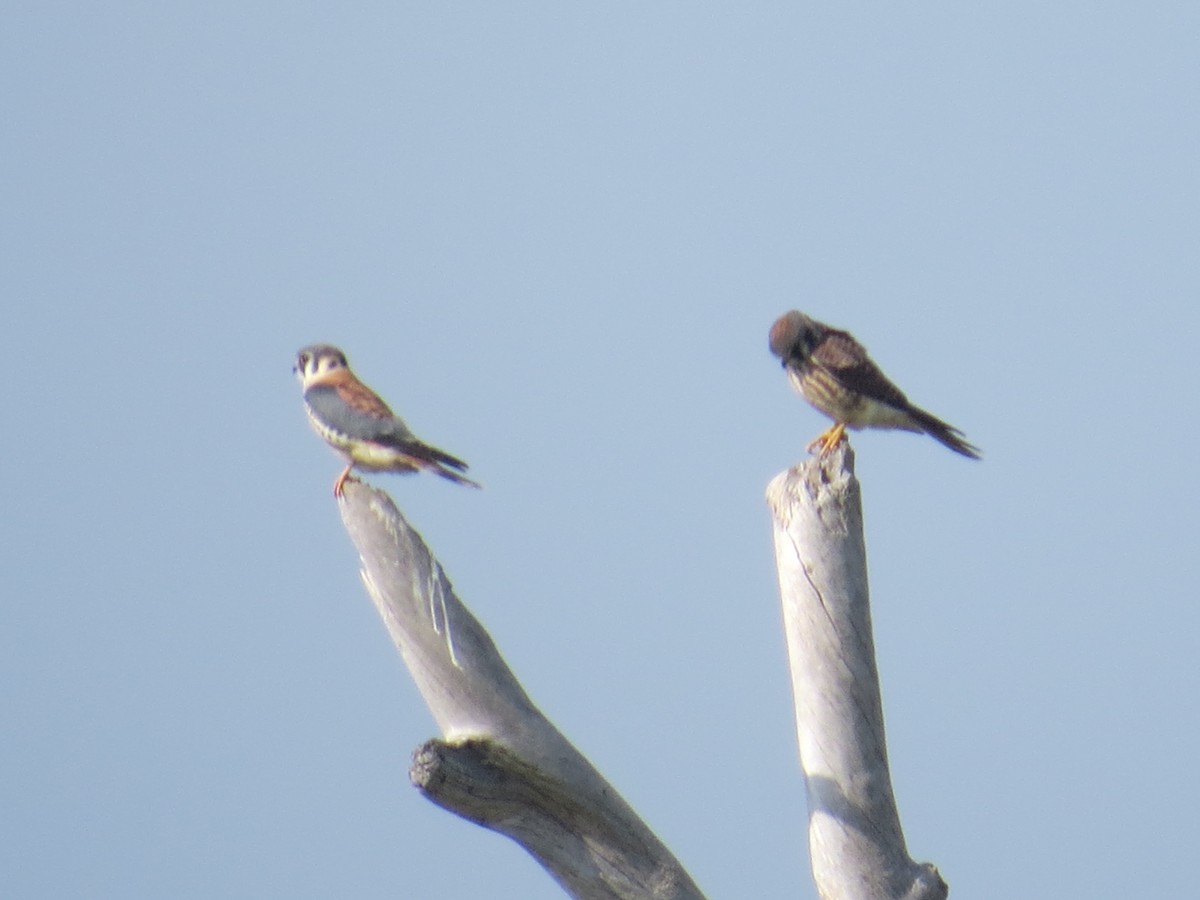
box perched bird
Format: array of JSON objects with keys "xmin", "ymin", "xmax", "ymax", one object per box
[
  {"xmin": 768, "ymin": 311, "xmax": 980, "ymax": 459},
  {"xmin": 293, "ymin": 344, "xmax": 480, "ymax": 497}
]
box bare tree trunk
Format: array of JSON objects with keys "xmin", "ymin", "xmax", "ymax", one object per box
[
  {"xmin": 766, "ymin": 444, "xmax": 948, "ymax": 900},
  {"xmin": 336, "ymin": 480, "xmax": 706, "ymax": 900}
]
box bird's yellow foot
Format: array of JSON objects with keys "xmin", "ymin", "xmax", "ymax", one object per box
[
  {"xmin": 806, "ymin": 422, "xmax": 848, "ymax": 457},
  {"xmin": 333, "ymin": 466, "xmax": 356, "ymax": 498}
]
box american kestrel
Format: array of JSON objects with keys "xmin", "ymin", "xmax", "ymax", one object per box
[
  {"xmin": 768, "ymin": 311, "xmax": 981, "ymax": 459},
  {"xmin": 294, "ymin": 344, "xmax": 480, "ymax": 497}
]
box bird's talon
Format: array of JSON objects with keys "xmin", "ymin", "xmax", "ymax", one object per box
[
  {"xmin": 807, "ymin": 423, "xmax": 847, "ymax": 457},
  {"xmin": 333, "ymin": 467, "xmax": 354, "ymax": 498}
]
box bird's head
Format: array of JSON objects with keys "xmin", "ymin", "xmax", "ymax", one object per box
[
  {"xmin": 294, "ymin": 344, "xmax": 350, "ymax": 388},
  {"xmin": 768, "ymin": 310, "xmax": 821, "ymax": 365}
]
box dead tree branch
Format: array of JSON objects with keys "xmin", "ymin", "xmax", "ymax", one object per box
[
  {"xmin": 766, "ymin": 444, "xmax": 947, "ymax": 900},
  {"xmin": 336, "ymin": 480, "xmax": 705, "ymax": 900}
]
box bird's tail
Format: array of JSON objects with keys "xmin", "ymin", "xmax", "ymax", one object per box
[
  {"xmin": 908, "ymin": 407, "xmax": 982, "ymax": 460},
  {"xmin": 411, "ymin": 443, "xmax": 483, "ymax": 488},
  {"xmin": 429, "ymin": 463, "xmax": 482, "ymax": 489}
]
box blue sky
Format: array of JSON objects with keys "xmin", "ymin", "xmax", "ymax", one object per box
[{"xmin": 3, "ymin": 4, "xmax": 1199, "ymax": 898}]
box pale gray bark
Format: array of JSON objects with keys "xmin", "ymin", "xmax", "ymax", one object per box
[
  {"xmin": 766, "ymin": 445, "xmax": 947, "ymax": 900},
  {"xmin": 337, "ymin": 480, "xmax": 705, "ymax": 900}
]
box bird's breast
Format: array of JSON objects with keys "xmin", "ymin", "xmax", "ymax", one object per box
[
  {"xmin": 304, "ymin": 406, "xmax": 357, "ymax": 450},
  {"xmin": 790, "ymin": 366, "xmax": 862, "ymax": 421}
]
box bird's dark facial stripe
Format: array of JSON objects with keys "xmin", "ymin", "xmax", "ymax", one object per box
[{"xmin": 797, "ymin": 327, "xmax": 822, "ymax": 359}]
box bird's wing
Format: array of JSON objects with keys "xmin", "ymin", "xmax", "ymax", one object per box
[
  {"xmin": 304, "ymin": 382, "xmax": 414, "ymax": 443},
  {"xmin": 812, "ymin": 329, "xmax": 912, "ymax": 410},
  {"xmin": 333, "ymin": 375, "xmax": 395, "ymax": 418}
]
